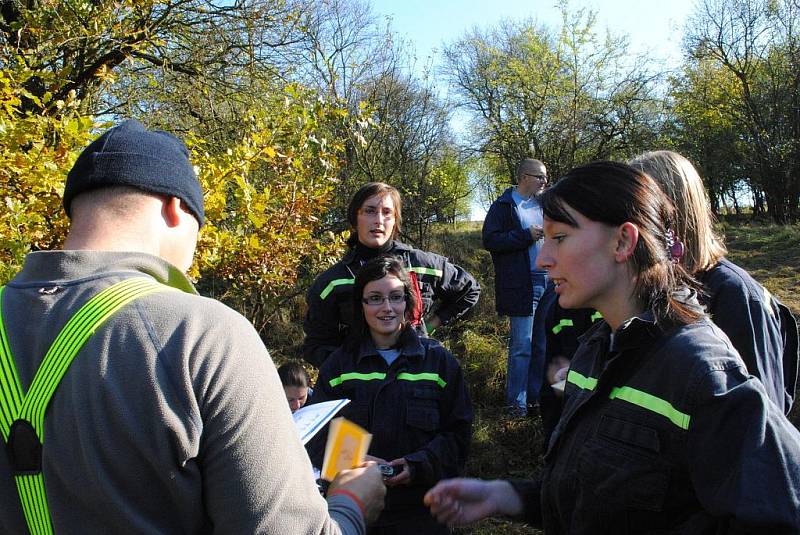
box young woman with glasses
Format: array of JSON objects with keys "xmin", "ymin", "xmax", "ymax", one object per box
[{"xmin": 310, "ymin": 254, "xmax": 473, "ymax": 534}]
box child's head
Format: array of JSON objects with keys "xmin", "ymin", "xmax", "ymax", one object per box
[{"xmin": 277, "ymin": 361, "xmax": 311, "ymax": 413}]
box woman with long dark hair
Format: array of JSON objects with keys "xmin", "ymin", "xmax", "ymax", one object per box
[
  {"xmin": 425, "ymin": 161, "xmax": 800, "ymax": 532},
  {"xmin": 311, "ymin": 254, "xmax": 473, "ymax": 534},
  {"xmin": 302, "ymin": 182, "xmax": 480, "ymax": 368}
]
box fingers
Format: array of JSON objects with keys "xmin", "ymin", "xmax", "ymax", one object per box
[{"xmin": 425, "ymin": 490, "xmax": 466, "ymax": 526}]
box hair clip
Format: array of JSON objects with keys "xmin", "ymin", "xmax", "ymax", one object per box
[{"xmin": 665, "ymin": 229, "xmax": 685, "ymax": 263}]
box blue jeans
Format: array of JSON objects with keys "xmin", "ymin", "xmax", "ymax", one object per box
[{"xmin": 506, "ymin": 271, "xmax": 548, "ymax": 410}]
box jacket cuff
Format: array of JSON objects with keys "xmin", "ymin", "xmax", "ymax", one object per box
[
  {"xmin": 403, "ymin": 452, "xmax": 431, "ymax": 484},
  {"xmin": 507, "ymin": 479, "xmax": 543, "ymax": 525},
  {"xmin": 326, "ymin": 493, "xmax": 366, "ymax": 535}
]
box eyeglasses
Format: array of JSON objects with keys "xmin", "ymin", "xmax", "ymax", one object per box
[
  {"xmin": 362, "ymin": 293, "xmax": 406, "ymax": 306},
  {"xmin": 359, "ymin": 206, "xmax": 395, "ymax": 218},
  {"xmin": 524, "ymin": 173, "xmax": 547, "ymax": 181}
]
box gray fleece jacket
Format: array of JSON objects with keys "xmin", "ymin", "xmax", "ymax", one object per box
[{"xmin": 0, "ymin": 250, "xmax": 363, "ymax": 534}]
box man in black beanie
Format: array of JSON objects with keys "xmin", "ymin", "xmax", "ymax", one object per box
[{"xmin": 0, "ymin": 119, "xmax": 384, "ymax": 534}]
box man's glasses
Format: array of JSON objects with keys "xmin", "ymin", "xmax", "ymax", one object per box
[
  {"xmin": 362, "ymin": 293, "xmax": 406, "ymax": 306},
  {"xmin": 524, "ymin": 173, "xmax": 547, "ymax": 181}
]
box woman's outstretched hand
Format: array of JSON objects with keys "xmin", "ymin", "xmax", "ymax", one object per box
[{"xmin": 423, "ymin": 478, "xmax": 523, "ymax": 527}]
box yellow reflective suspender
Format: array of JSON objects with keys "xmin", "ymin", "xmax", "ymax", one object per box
[{"xmin": 0, "ymin": 277, "xmax": 174, "ymax": 534}]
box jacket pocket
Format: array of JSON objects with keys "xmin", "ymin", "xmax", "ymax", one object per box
[
  {"xmin": 406, "ymin": 389, "xmax": 440, "ymax": 432},
  {"xmin": 576, "ymin": 415, "xmax": 670, "ymax": 512}
]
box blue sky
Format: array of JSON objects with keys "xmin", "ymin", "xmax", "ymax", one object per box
[
  {"xmin": 373, "ymin": 0, "xmax": 694, "ymax": 70},
  {"xmin": 370, "ymin": 0, "xmax": 697, "ymax": 219}
]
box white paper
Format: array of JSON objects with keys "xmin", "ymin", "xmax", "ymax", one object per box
[{"xmin": 292, "ymin": 399, "xmax": 350, "ymax": 445}]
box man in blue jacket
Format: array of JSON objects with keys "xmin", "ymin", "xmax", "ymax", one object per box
[{"xmin": 482, "ymin": 158, "xmax": 548, "ymax": 416}]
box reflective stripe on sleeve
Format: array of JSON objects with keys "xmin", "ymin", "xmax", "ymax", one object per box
[
  {"xmin": 320, "ymin": 278, "xmax": 355, "ymax": 300},
  {"xmin": 552, "ymin": 319, "xmax": 574, "ymax": 334},
  {"xmin": 567, "ymin": 369, "xmax": 598, "ymax": 390},
  {"xmin": 408, "ymin": 266, "xmax": 443, "ymax": 278}
]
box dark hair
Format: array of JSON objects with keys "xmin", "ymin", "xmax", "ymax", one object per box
[
  {"xmin": 349, "ymin": 254, "xmax": 418, "ymax": 349},
  {"xmin": 345, "ymin": 182, "xmax": 403, "ymax": 247},
  {"xmin": 277, "ymin": 361, "xmax": 311, "ymax": 388},
  {"xmin": 540, "ymin": 160, "xmax": 701, "ymax": 326}
]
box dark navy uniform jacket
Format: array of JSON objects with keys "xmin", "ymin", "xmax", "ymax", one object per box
[
  {"xmin": 511, "ymin": 295, "xmax": 800, "ymax": 533},
  {"xmin": 698, "ymin": 258, "xmax": 798, "ymax": 414},
  {"xmin": 309, "ymin": 328, "xmax": 473, "ymax": 527},
  {"xmin": 482, "ymin": 187, "xmax": 539, "ymax": 316},
  {"xmin": 301, "ymin": 241, "xmax": 480, "ymax": 368},
  {"xmin": 539, "ymin": 289, "xmax": 602, "ymax": 447}
]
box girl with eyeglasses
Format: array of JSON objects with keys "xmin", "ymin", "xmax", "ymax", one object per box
[
  {"xmin": 301, "ymin": 182, "xmax": 481, "ymax": 369},
  {"xmin": 309, "ymin": 254, "xmax": 473, "ymax": 534}
]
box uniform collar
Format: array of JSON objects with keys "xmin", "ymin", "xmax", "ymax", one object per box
[
  {"xmin": 355, "ymin": 326, "xmax": 425, "ymax": 364},
  {"xmin": 10, "ymin": 250, "xmax": 198, "ymax": 294},
  {"xmin": 580, "ymin": 287, "xmax": 704, "ymax": 354},
  {"xmin": 342, "ymin": 239, "xmax": 402, "ymax": 265}
]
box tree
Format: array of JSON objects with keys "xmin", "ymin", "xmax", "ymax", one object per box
[
  {"xmin": 291, "ymin": 0, "xmax": 470, "ymax": 246},
  {"xmin": 0, "ymin": 66, "xmax": 94, "ymax": 282},
  {"xmin": 668, "ymin": 58, "xmax": 749, "ymax": 215},
  {"xmin": 442, "ymin": 5, "xmax": 664, "ymax": 199},
  {"xmin": 0, "ymin": 0, "xmax": 350, "ymax": 343},
  {"xmin": 684, "ymin": 0, "xmax": 800, "ymax": 222},
  {"xmin": 0, "ymin": 0, "xmax": 307, "ymax": 117}
]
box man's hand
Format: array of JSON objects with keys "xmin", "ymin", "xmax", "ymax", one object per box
[
  {"xmin": 329, "ymin": 463, "xmax": 386, "ymax": 525},
  {"xmin": 529, "ymin": 225, "xmax": 544, "ymax": 241},
  {"xmin": 424, "ymin": 478, "xmax": 523, "ymax": 527}
]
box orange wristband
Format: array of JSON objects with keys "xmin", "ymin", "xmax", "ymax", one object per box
[{"xmin": 328, "ymin": 488, "xmax": 366, "ymax": 518}]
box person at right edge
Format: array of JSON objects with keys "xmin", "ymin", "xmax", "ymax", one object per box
[
  {"xmin": 424, "ymin": 161, "xmax": 800, "ymax": 532},
  {"xmin": 630, "ymin": 150, "xmax": 798, "ymax": 414},
  {"xmin": 482, "ymin": 158, "xmax": 549, "ymax": 416},
  {"xmin": 0, "ymin": 119, "xmax": 384, "ymax": 534},
  {"xmin": 302, "ymin": 182, "xmax": 480, "ymax": 369}
]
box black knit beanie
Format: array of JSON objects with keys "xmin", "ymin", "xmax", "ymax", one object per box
[{"xmin": 63, "ymin": 119, "xmax": 205, "ymax": 226}]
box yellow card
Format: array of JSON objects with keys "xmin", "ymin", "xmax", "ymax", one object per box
[{"xmin": 320, "ymin": 417, "xmax": 372, "ymax": 481}]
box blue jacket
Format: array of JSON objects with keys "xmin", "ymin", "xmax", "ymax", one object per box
[
  {"xmin": 309, "ymin": 328, "xmax": 473, "ymax": 528},
  {"xmin": 512, "ymin": 293, "xmax": 800, "ymax": 533},
  {"xmin": 302, "ymin": 241, "xmax": 480, "ymax": 368},
  {"xmin": 482, "ymin": 187, "xmax": 538, "ymax": 316},
  {"xmin": 698, "ymin": 258, "xmax": 798, "ymax": 414}
]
